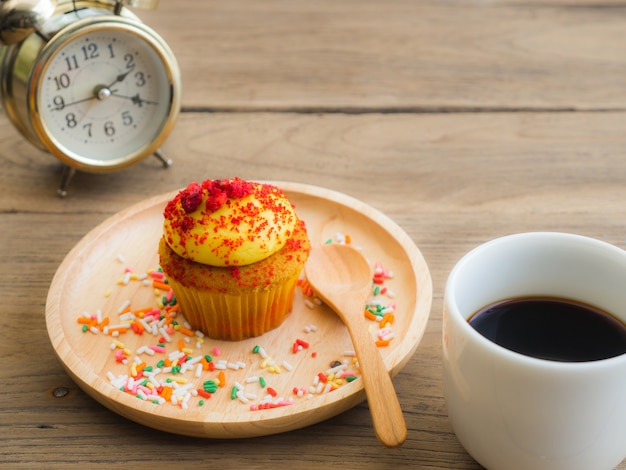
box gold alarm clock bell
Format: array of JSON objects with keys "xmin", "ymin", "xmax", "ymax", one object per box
[{"xmin": 0, "ymin": 0, "xmax": 181, "ymax": 195}]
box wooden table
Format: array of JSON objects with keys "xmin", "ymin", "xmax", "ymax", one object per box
[{"xmin": 2, "ymin": 0, "xmax": 626, "ymax": 468}]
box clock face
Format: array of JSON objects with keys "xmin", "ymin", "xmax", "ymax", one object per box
[{"xmin": 32, "ymin": 19, "xmax": 180, "ymax": 170}]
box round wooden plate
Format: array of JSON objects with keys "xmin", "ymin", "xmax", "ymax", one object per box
[{"xmin": 45, "ymin": 182, "xmax": 432, "ymax": 438}]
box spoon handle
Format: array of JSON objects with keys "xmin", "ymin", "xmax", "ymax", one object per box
[{"xmin": 348, "ymin": 319, "xmax": 408, "ymax": 447}]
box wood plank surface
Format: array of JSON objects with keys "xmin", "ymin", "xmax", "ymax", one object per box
[
  {"xmin": 1, "ymin": 0, "xmax": 626, "ymax": 468},
  {"xmin": 139, "ymin": 0, "xmax": 626, "ymax": 111}
]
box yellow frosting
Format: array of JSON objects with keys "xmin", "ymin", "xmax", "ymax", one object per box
[{"xmin": 163, "ymin": 178, "xmax": 297, "ymax": 267}]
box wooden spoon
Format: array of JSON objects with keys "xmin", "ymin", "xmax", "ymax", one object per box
[{"xmin": 304, "ymin": 244, "xmax": 408, "ymax": 447}]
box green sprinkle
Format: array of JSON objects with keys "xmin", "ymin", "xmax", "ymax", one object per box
[
  {"xmin": 144, "ymin": 366, "xmax": 153, "ymax": 372},
  {"xmin": 230, "ymin": 386, "xmax": 238, "ymax": 400},
  {"xmin": 82, "ymin": 324, "xmax": 88, "ymax": 333},
  {"xmin": 203, "ymin": 380, "xmax": 218, "ymax": 393},
  {"xmin": 325, "ymin": 238, "xmax": 333, "ymax": 244},
  {"xmin": 259, "ymin": 377, "xmax": 266, "ymax": 388},
  {"xmin": 171, "ymin": 366, "xmax": 181, "ymax": 374},
  {"xmin": 152, "ymin": 400, "xmax": 159, "ymax": 404},
  {"xmin": 157, "ymin": 360, "xmax": 165, "ymax": 368},
  {"xmin": 252, "ymin": 345, "xmax": 260, "ymax": 354},
  {"xmin": 373, "ymin": 286, "xmax": 380, "ymax": 296},
  {"xmin": 346, "ymin": 375, "xmax": 358, "ymax": 382},
  {"xmin": 199, "ymin": 400, "xmax": 205, "ymax": 406},
  {"xmin": 204, "ymin": 354, "xmax": 213, "ymax": 362},
  {"xmin": 162, "ymin": 296, "xmax": 167, "ymax": 305}
]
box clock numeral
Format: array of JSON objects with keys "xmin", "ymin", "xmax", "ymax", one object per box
[
  {"xmin": 107, "ymin": 43, "xmax": 115, "ymax": 59},
  {"xmin": 121, "ymin": 111, "xmax": 133, "ymax": 126},
  {"xmin": 83, "ymin": 122, "xmax": 92, "ymax": 138},
  {"xmin": 65, "ymin": 113, "xmax": 77, "ymax": 129},
  {"xmin": 54, "ymin": 73, "xmax": 71, "ymax": 90},
  {"xmin": 81, "ymin": 43, "xmax": 99, "ymax": 61},
  {"xmin": 124, "ymin": 53, "xmax": 136, "ymax": 70},
  {"xmin": 104, "ymin": 121, "xmax": 116, "ymax": 137},
  {"xmin": 135, "ymin": 71, "xmax": 146, "ymax": 87},
  {"xmin": 52, "ymin": 95, "xmax": 65, "ymax": 111},
  {"xmin": 64, "ymin": 55, "xmax": 79, "ymax": 71}
]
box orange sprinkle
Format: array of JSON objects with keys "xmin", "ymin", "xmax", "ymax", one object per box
[
  {"xmin": 178, "ymin": 327, "xmax": 194, "ymax": 337},
  {"xmin": 379, "ymin": 312, "xmax": 395, "ymax": 327},
  {"xmin": 201, "ymin": 357, "xmax": 211, "ymax": 370},
  {"xmin": 160, "ymin": 386, "xmax": 173, "ymax": 400},
  {"xmin": 177, "ymin": 339, "xmax": 185, "ymax": 351},
  {"xmin": 107, "ymin": 327, "xmax": 127, "ymax": 335},
  {"xmin": 153, "ymin": 280, "xmax": 170, "ymax": 291},
  {"xmin": 375, "ymin": 339, "xmax": 390, "ymax": 347},
  {"xmin": 218, "ymin": 370, "xmax": 226, "ymax": 388},
  {"xmin": 77, "ymin": 317, "xmax": 93, "ymax": 324},
  {"xmin": 165, "ymin": 304, "xmax": 180, "ymax": 313},
  {"xmin": 133, "ymin": 307, "xmax": 153, "ymax": 318},
  {"xmin": 364, "ymin": 310, "xmax": 378, "ymax": 321},
  {"xmin": 345, "ymin": 234, "xmax": 351, "ymax": 244},
  {"xmin": 98, "ymin": 317, "xmax": 110, "ymax": 331},
  {"xmin": 119, "ymin": 307, "xmax": 132, "ymax": 315}
]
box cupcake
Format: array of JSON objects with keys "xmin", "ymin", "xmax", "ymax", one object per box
[{"xmin": 158, "ymin": 177, "xmax": 310, "ymax": 341}]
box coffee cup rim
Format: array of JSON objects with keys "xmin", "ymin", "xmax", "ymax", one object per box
[{"xmin": 445, "ymin": 231, "xmax": 626, "ymax": 369}]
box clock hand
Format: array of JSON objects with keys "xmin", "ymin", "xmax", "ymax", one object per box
[
  {"xmin": 51, "ymin": 83, "xmax": 116, "ymax": 111},
  {"xmin": 109, "ymin": 91, "xmax": 159, "ymax": 106},
  {"xmin": 105, "ymin": 67, "xmax": 135, "ymax": 88}
]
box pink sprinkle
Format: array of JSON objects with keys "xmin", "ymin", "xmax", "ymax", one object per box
[
  {"xmin": 150, "ymin": 271, "xmax": 165, "ymax": 280},
  {"xmin": 166, "ymin": 289, "xmax": 174, "ymax": 303},
  {"xmin": 213, "ymin": 347, "xmax": 221, "ymax": 356},
  {"xmin": 150, "ymin": 345, "xmax": 166, "ymax": 353},
  {"xmin": 124, "ymin": 267, "xmax": 132, "ymax": 273}
]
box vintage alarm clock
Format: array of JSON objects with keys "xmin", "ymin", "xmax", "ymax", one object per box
[{"xmin": 0, "ymin": 0, "xmax": 181, "ymax": 195}]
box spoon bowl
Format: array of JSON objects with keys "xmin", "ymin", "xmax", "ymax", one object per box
[{"xmin": 304, "ymin": 244, "xmax": 408, "ymax": 447}]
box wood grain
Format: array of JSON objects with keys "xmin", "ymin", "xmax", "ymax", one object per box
[{"xmin": 2, "ymin": 0, "xmax": 626, "ymax": 467}]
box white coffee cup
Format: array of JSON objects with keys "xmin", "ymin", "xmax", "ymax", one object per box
[{"xmin": 442, "ymin": 232, "xmax": 626, "ymax": 470}]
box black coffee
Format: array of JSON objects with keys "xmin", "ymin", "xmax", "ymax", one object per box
[{"xmin": 468, "ymin": 297, "xmax": 626, "ymax": 362}]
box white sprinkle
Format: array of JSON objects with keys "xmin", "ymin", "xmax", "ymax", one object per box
[
  {"xmin": 117, "ymin": 299, "xmax": 131, "ymax": 314},
  {"xmin": 326, "ymin": 363, "xmax": 348, "ymax": 375},
  {"xmin": 116, "ymin": 254, "xmax": 126, "ymax": 263},
  {"xmin": 258, "ymin": 347, "xmax": 268, "ymax": 359},
  {"xmin": 246, "ymin": 376, "xmax": 259, "ymax": 384},
  {"xmin": 89, "ymin": 326, "xmax": 99, "ymax": 335},
  {"xmin": 344, "ymin": 350, "xmax": 356, "ymax": 356},
  {"xmin": 214, "ymin": 362, "xmax": 227, "ymax": 370},
  {"xmin": 281, "ymin": 360, "xmax": 293, "ymax": 371},
  {"xmin": 173, "ymin": 383, "xmax": 194, "ymax": 396},
  {"xmin": 309, "ymin": 324, "xmax": 318, "ymax": 332},
  {"xmin": 237, "ymin": 361, "xmax": 246, "ymax": 369},
  {"xmin": 236, "ymin": 391, "xmax": 249, "ymax": 403},
  {"xmin": 195, "ymin": 364, "xmax": 203, "ymax": 378},
  {"xmin": 158, "ymin": 327, "xmax": 171, "ymax": 342},
  {"xmin": 227, "ymin": 362, "xmax": 240, "ymax": 371},
  {"xmin": 304, "ymin": 299, "xmax": 316, "ymax": 309},
  {"xmin": 122, "ymin": 271, "xmax": 131, "ymax": 285},
  {"xmin": 386, "ymin": 290, "xmax": 396, "ymax": 299},
  {"xmin": 106, "ymin": 371, "xmax": 116, "ymax": 381}
]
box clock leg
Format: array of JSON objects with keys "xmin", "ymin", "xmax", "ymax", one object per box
[
  {"xmin": 57, "ymin": 166, "xmax": 77, "ymax": 198},
  {"xmin": 153, "ymin": 148, "xmax": 173, "ymax": 168}
]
